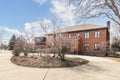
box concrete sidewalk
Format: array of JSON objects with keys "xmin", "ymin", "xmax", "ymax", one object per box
[{"xmin": 0, "ymin": 51, "xmax": 120, "ymax": 80}]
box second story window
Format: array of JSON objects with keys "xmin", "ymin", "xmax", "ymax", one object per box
[
  {"xmin": 77, "ymin": 33, "xmax": 80, "ymax": 36},
  {"xmin": 77, "ymin": 33, "xmax": 80, "ymax": 39},
  {"xmin": 95, "ymin": 31, "xmax": 100, "ymax": 38},
  {"xmin": 68, "ymin": 34, "xmax": 71, "ymax": 39},
  {"xmin": 85, "ymin": 32, "xmax": 89, "ymax": 38}
]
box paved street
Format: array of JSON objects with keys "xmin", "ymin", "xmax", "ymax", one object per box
[{"xmin": 0, "ymin": 50, "xmax": 120, "ymax": 80}]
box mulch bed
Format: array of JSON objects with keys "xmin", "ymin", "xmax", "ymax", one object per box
[{"xmin": 11, "ymin": 56, "xmax": 89, "ymax": 68}]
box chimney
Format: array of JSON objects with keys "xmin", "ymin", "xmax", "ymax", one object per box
[{"xmin": 107, "ymin": 21, "xmax": 110, "ymax": 30}]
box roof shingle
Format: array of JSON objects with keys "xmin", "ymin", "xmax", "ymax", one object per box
[{"xmin": 57, "ymin": 24, "xmax": 107, "ymax": 33}]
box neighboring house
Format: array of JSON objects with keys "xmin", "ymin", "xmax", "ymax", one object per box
[
  {"xmin": 34, "ymin": 37, "xmax": 46, "ymax": 49},
  {"xmin": 35, "ymin": 21, "xmax": 110, "ymax": 56}
]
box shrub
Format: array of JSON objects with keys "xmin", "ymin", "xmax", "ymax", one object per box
[
  {"xmin": 12, "ymin": 50, "xmax": 20, "ymax": 56},
  {"xmin": 23, "ymin": 52, "xmax": 28, "ymax": 56},
  {"xmin": 19, "ymin": 56, "xmax": 28, "ymax": 62},
  {"xmin": 33, "ymin": 56, "xmax": 37, "ymax": 59},
  {"xmin": 30, "ymin": 56, "xmax": 37, "ymax": 59},
  {"xmin": 30, "ymin": 56, "xmax": 34, "ymax": 58}
]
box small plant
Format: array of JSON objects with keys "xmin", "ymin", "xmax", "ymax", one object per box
[
  {"xmin": 33, "ymin": 56, "xmax": 38, "ymax": 59},
  {"xmin": 30, "ymin": 56, "xmax": 34, "ymax": 58},
  {"xmin": 12, "ymin": 49, "xmax": 20, "ymax": 56},
  {"xmin": 33, "ymin": 56, "xmax": 37, "ymax": 59},
  {"xmin": 30, "ymin": 56, "xmax": 37, "ymax": 59},
  {"xmin": 19, "ymin": 56, "xmax": 28, "ymax": 62}
]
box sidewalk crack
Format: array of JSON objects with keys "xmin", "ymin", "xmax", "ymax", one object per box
[{"xmin": 43, "ymin": 69, "xmax": 49, "ymax": 80}]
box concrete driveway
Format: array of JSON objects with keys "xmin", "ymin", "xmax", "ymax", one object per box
[{"xmin": 0, "ymin": 50, "xmax": 120, "ymax": 80}]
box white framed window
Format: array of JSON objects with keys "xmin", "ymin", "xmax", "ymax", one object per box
[
  {"xmin": 68, "ymin": 34, "xmax": 71, "ymax": 39},
  {"xmin": 85, "ymin": 32, "xmax": 89, "ymax": 38},
  {"xmin": 95, "ymin": 31, "xmax": 100, "ymax": 38},
  {"xmin": 94, "ymin": 44, "xmax": 100, "ymax": 50},
  {"xmin": 77, "ymin": 33, "xmax": 80, "ymax": 39},
  {"xmin": 77, "ymin": 33, "xmax": 80, "ymax": 36},
  {"xmin": 84, "ymin": 44, "xmax": 89, "ymax": 51}
]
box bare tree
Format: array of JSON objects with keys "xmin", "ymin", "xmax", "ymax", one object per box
[
  {"xmin": 39, "ymin": 18, "xmax": 71, "ymax": 60},
  {"xmin": 110, "ymin": 24, "xmax": 120, "ymax": 51},
  {"xmin": 55, "ymin": 33, "xmax": 71, "ymax": 60},
  {"xmin": 12, "ymin": 35, "xmax": 25, "ymax": 56},
  {"xmin": 39, "ymin": 18, "xmax": 58, "ymax": 57},
  {"xmin": 68, "ymin": 0, "xmax": 120, "ymax": 26},
  {"xmin": 12, "ymin": 35, "xmax": 33, "ymax": 56},
  {"xmin": 24, "ymin": 33, "xmax": 35, "ymax": 51},
  {"xmin": 111, "ymin": 24, "xmax": 120, "ymax": 37},
  {"xmin": 111, "ymin": 36, "xmax": 120, "ymax": 51}
]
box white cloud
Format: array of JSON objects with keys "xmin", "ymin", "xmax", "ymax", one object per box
[
  {"xmin": 24, "ymin": 23, "xmax": 32, "ymax": 32},
  {"xmin": 31, "ymin": 21, "xmax": 40, "ymax": 27},
  {"xmin": 0, "ymin": 26, "xmax": 25, "ymax": 44},
  {"xmin": 42, "ymin": 18, "xmax": 51, "ymax": 24},
  {"xmin": 24, "ymin": 18, "xmax": 52, "ymax": 36},
  {"xmin": 0, "ymin": 26, "xmax": 24, "ymax": 35},
  {"xmin": 33, "ymin": 0, "xmax": 77, "ymax": 26},
  {"xmin": 31, "ymin": 18, "xmax": 51, "ymax": 27},
  {"xmin": 50, "ymin": 0, "xmax": 76, "ymax": 25},
  {"xmin": 33, "ymin": 0, "xmax": 47, "ymax": 5}
]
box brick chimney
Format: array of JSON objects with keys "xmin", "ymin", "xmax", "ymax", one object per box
[{"xmin": 107, "ymin": 21, "xmax": 110, "ymax": 30}]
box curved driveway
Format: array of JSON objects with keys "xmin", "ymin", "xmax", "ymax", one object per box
[{"xmin": 0, "ymin": 50, "xmax": 120, "ymax": 80}]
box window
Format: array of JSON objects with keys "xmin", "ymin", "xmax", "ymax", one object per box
[
  {"xmin": 95, "ymin": 31, "xmax": 100, "ymax": 38},
  {"xmin": 84, "ymin": 44, "xmax": 89, "ymax": 51},
  {"xmin": 85, "ymin": 32, "xmax": 89, "ymax": 38},
  {"xmin": 68, "ymin": 34, "xmax": 71, "ymax": 39},
  {"xmin": 94, "ymin": 44, "xmax": 100, "ymax": 50},
  {"xmin": 77, "ymin": 33, "xmax": 80, "ymax": 36},
  {"xmin": 77, "ymin": 33, "xmax": 80, "ymax": 39}
]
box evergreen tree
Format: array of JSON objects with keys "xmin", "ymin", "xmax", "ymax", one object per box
[{"xmin": 8, "ymin": 35, "xmax": 16, "ymax": 50}]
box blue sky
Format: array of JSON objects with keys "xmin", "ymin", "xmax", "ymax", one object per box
[
  {"xmin": 0, "ymin": 0, "xmax": 51, "ymax": 31},
  {"xmin": 0, "ymin": 0, "xmax": 114, "ymax": 43}
]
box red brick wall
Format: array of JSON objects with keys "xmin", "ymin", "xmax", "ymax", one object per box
[
  {"xmin": 41, "ymin": 28, "xmax": 109, "ymax": 56},
  {"xmin": 67, "ymin": 28, "xmax": 109, "ymax": 55}
]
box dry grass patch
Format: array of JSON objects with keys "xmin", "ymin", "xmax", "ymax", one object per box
[
  {"xmin": 104, "ymin": 57, "xmax": 120, "ymax": 62},
  {"xmin": 11, "ymin": 56, "xmax": 89, "ymax": 68}
]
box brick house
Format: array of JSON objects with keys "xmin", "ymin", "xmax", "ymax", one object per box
[{"xmin": 35, "ymin": 21, "xmax": 110, "ymax": 56}]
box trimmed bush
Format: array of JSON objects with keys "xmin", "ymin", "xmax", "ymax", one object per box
[{"xmin": 12, "ymin": 50, "xmax": 20, "ymax": 56}]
